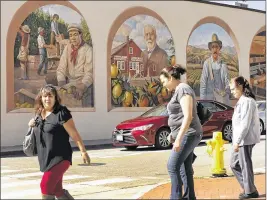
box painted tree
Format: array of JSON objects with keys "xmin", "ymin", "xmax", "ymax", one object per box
[
  {"xmin": 14, "ymin": 8, "xmax": 68, "ymax": 65},
  {"xmin": 80, "ymin": 18, "xmax": 92, "ymax": 46},
  {"xmin": 167, "ymin": 37, "xmax": 175, "ymax": 55}
]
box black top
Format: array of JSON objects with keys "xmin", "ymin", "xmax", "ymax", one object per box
[{"xmin": 34, "ymin": 105, "xmax": 73, "ymax": 172}]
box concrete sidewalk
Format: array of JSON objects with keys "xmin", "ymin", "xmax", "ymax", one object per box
[
  {"xmin": 139, "ymin": 174, "xmax": 266, "ymax": 199},
  {"xmin": 1, "ymin": 139, "xmax": 113, "ymax": 156}
]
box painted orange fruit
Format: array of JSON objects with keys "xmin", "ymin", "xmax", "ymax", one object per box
[{"xmin": 138, "ymin": 95, "xmax": 149, "ymax": 107}]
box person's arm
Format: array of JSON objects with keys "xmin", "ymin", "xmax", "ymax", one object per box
[
  {"xmin": 235, "ymin": 99, "xmax": 254, "ymax": 145},
  {"xmin": 63, "ymin": 118, "xmax": 90, "ymax": 164},
  {"xmin": 222, "ymin": 64, "xmax": 230, "ymax": 95},
  {"xmin": 56, "ymin": 45, "xmax": 68, "ymax": 86},
  {"xmin": 172, "ymin": 93, "xmax": 194, "ymax": 152},
  {"xmin": 176, "ymin": 95, "xmax": 193, "ymax": 142},
  {"xmin": 81, "ymin": 46, "xmax": 93, "ymax": 88},
  {"xmin": 200, "ymin": 61, "xmax": 209, "ymax": 100},
  {"xmin": 74, "ymin": 46, "xmax": 93, "ymax": 100},
  {"xmin": 38, "ymin": 36, "xmax": 51, "ymax": 49}
]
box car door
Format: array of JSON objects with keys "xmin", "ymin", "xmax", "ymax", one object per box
[{"xmin": 199, "ymin": 101, "xmax": 226, "ymax": 137}]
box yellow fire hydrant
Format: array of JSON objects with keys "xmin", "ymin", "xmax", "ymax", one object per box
[{"xmin": 206, "ymin": 131, "xmax": 228, "ymax": 177}]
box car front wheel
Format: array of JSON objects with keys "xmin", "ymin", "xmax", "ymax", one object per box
[
  {"xmin": 222, "ymin": 122, "xmax": 232, "ymax": 142},
  {"xmin": 155, "ymin": 128, "xmax": 171, "ymax": 150},
  {"xmin": 260, "ymin": 119, "xmax": 265, "ymax": 134}
]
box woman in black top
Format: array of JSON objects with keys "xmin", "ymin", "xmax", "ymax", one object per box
[
  {"xmin": 28, "ymin": 84, "xmax": 90, "ymax": 199},
  {"xmin": 160, "ymin": 65, "xmax": 203, "ymax": 200}
]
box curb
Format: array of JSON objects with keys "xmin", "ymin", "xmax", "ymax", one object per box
[{"xmin": 134, "ymin": 181, "xmax": 171, "ymax": 199}]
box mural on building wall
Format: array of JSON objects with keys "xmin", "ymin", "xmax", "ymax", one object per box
[
  {"xmin": 249, "ymin": 30, "xmax": 266, "ymax": 100},
  {"xmin": 187, "ymin": 23, "xmax": 239, "ymax": 106},
  {"xmin": 14, "ymin": 4, "xmax": 94, "ymax": 110},
  {"xmin": 110, "ymin": 15, "xmax": 175, "ymax": 108}
]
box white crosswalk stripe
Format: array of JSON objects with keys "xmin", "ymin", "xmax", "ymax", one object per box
[
  {"xmin": 2, "ymin": 175, "xmax": 91, "ymax": 189},
  {"xmin": 1, "ymin": 166, "xmax": 138, "ymax": 199},
  {"xmin": 2, "ymin": 171, "xmax": 43, "ymax": 179},
  {"xmin": 1, "ymin": 169, "xmax": 22, "ymax": 174},
  {"xmin": 2, "ymin": 177, "xmax": 137, "ymax": 199}
]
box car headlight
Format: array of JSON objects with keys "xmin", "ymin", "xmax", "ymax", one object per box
[{"xmin": 132, "ymin": 124, "xmax": 153, "ymax": 131}]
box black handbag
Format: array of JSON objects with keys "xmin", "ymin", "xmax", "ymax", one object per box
[{"xmin": 23, "ymin": 117, "xmax": 38, "ymax": 156}]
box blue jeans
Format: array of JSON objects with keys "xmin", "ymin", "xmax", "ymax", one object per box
[
  {"xmin": 167, "ymin": 133, "xmax": 202, "ymax": 200},
  {"xmin": 38, "ymin": 48, "xmax": 48, "ymax": 74}
]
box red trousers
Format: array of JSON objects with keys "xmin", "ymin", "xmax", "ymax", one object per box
[{"xmin": 40, "ymin": 160, "xmax": 70, "ymax": 197}]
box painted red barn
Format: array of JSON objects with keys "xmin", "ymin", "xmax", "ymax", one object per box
[{"xmin": 111, "ymin": 36, "xmax": 144, "ymax": 78}]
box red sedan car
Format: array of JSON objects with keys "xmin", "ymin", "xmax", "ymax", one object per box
[{"xmin": 112, "ymin": 100, "xmax": 234, "ymax": 150}]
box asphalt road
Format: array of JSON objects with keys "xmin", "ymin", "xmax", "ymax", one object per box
[{"xmin": 1, "ymin": 135, "xmax": 265, "ymax": 199}]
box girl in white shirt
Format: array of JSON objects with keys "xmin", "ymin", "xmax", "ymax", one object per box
[{"xmin": 229, "ymin": 76, "xmax": 260, "ymax": 199}]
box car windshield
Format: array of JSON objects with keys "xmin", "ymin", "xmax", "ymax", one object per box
[
  {"xmin": 257, "ymin": 102, "xmax": 266, "ymax": 111},
  {"xmin": 141, "ymin": 104, "xmax": 168, "ymax": 117}
]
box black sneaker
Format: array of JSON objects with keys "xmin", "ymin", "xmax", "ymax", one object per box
[
  {"xmin": 239, "ymin": 190, "xmax": 259, "ymax": 199},
  {"xmin": 239, "ymin": 191, "xmax": 245, "ymax": 198}
]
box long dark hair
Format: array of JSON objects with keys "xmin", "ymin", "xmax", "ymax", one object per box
[
  {"xmin": 34, "ymin": 84, "xmax": 61, "ymax": 114},
  {"xmin": 233, "ymin": 76, "xmax": 256, "ymax": 100},
  {"xmin": 160, "ymin": 64, "xmax": 186, "ymax": 80}
]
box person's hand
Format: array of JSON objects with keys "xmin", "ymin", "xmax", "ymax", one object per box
[
  {"xmin": 28, "ymin": 118, "xmax": 35, "ymax": 127},
  {"xmin": 167, "ymin": 134, "xmax": 175, "ymax": 143},
  {"xmin": 172, "ymin": 139, "xmax": 181, "ymax": 152},
  {"xmin": 233, "ymin": 143, "xmax": 239, "ymax": 152},
  {"xmin": 81, "ymin": 152, "xmax": 91, "ymax": 165},
  {"xmin": 73, "ymin": 83, "xmax": 86, "ymax": 100}
]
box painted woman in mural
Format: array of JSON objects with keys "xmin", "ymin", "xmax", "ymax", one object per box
[
  {"xmin": 110, "ymin": 15, "xmax": 175, "ymax": 109},
  {"xmin": 50, "ymin": 14, "xmax": 61, "ymax": 56},
  {"xmin": 187, "ymin": 23, "xmax": 239, "ymax": 106},
  {"xmin": 13, "ymin": 4, "xmax": 94, "ymax": 110},
  {"xmin": 200, "ymin": 33, "xmax": 231, "ymax": 106}
]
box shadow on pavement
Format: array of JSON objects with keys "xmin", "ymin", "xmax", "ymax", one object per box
[{"xmin": 78, "ymin": 163, "xmax": 106, "ymax": 166}]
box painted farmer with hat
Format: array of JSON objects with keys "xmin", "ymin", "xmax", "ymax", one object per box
[
  {"xmin": 37, "ymin": 27, "xmax": 52, "ymax": 76},
  {"xmin": 57, "ymin": 23, "xmax": 94, "ymax": 107},
  {"xmin": 200, "ymin": 33, "xmax": 230, "ymax": 105},
  {"xmin": 17, "ymin": 24, "xmax": 31, "ymax": 80}
]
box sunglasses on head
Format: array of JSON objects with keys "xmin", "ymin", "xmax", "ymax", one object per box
[{"xmin": 40, "ymin": 84, "xmax": 56, "ymax": 92}]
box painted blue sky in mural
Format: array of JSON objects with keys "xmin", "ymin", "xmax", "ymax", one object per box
[
  {"xmin": 40, "ymin": 5, "xmax": 83, "ymax": 25},
  {"xmin": 112, "ymin": 15, "xmax": 173, "ymax": 53},
  {"xmin": 188, "ymin": 23, "xmax": 235, "ymax": 49}
]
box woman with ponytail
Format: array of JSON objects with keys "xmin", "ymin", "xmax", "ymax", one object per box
[
  {"xmin": 229, "ymin": 76, "xmax": 260, "ymax": 199},
  {"xmin": 160, "ymin": 65, "xmax": 203, "ymax": 200}
]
